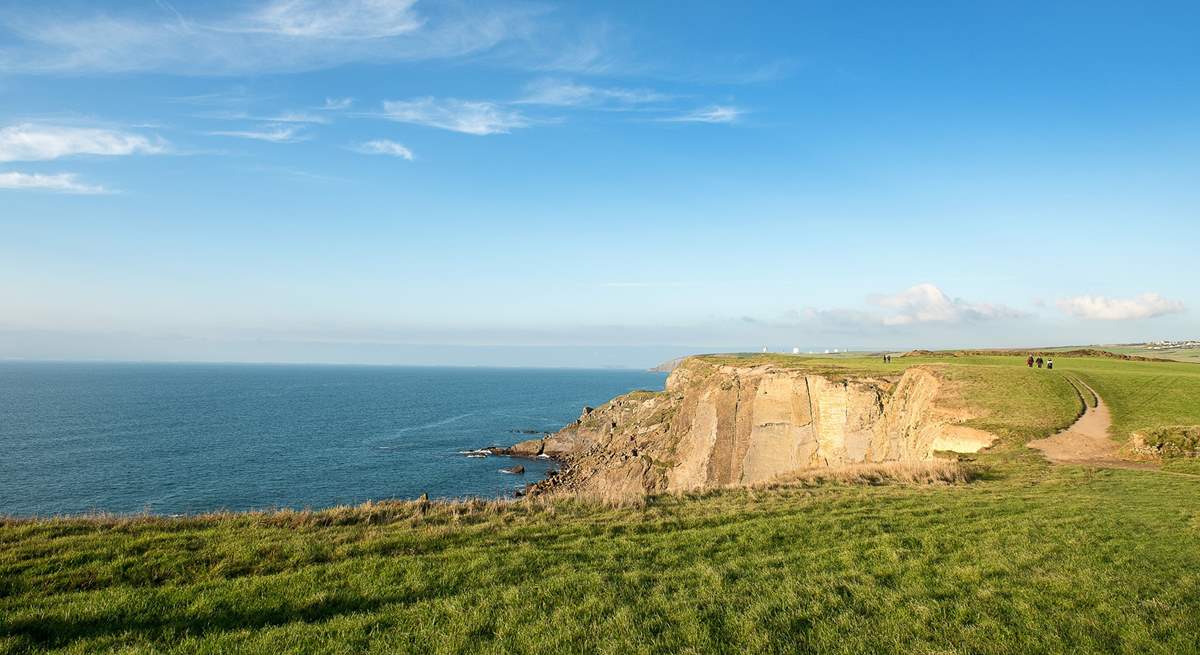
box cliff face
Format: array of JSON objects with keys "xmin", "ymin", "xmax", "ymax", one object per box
[{"xmin": 514, "ymin": 358, "xmax": 994, "ymax": 497}]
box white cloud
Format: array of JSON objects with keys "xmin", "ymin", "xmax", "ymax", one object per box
[
  {"xmin": 381, "ymin": 97, "xmax": 528, "ymax": 135},
  {"xmin": 1057, "ymin": 293, "xmax": 1185, "ymax": 320},
  {"xmin": 268, "ymin": 111, "xmax": 329, "ymax": 124},
  {"xmin": 0, "ymin": 124, "xmax": 166, "ymax": 162},
  {"xmin": 0, "ymin": 1, "xmax": 540, "ymax": 75},
  {"xmin": 353, "ymin": 139, "xmax": 414, "ymax": 160},
  {"xmin": 322, "ymin": 97, "xmax": 354, "ymax": 110},
  {"xmin": 873, "ymin": 283, "xmax": 1024, "ymax": 326},
  {"xmin": 239, "ymin": 0, "xmax": 422, "ymax": 39},
  {"xmin": 0, "ymin": 171, "xmax": 108, "ymax": 194},
  {"xmin": 516, "ymin": 78, "xmax": 670, "ymax": 107},
  {"xmin": 662, "ymin": 105, "xmax": 743, "ymax": 124},
  {"xmin": 209, "ymin": 125, "xmax": 307, "ymax": 142}
]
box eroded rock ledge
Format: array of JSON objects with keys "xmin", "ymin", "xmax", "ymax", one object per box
[{"xmin": 506, "ymin": 358, "xmax": 995, "ymax": 498}]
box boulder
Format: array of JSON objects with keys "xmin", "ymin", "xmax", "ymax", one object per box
[{"xmin": 499, "ymin": 465, "xmax": 525, "ymax": 475}]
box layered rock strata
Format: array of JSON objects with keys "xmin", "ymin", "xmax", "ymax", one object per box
[{"xmin": 504, "ymin": 358, "xmax": 994, "ymax": 497}]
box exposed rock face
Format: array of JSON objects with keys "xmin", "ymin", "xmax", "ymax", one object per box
[{"xmin": 525, "ymin": 358, "xmax": 995, "ymax": 497}]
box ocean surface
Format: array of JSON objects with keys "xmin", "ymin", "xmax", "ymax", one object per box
[{"xmin": 0, "ymin": 362, "xmax": 667, "ymax": 516}]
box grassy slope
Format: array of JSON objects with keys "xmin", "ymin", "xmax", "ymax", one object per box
[
  {"xmin": 1064, "ymin": 357, "xmax": 1200, "ymax": 440},
  {"xmin": 3, "ymin": 468, "xmax": 1199, "ymax": 654},
  {"xmin": 4, "ymin": 354, "xmax": 1200, "ymax": 654}
]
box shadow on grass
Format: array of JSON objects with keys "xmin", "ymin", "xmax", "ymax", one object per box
[{"xmin": 1, "ymin": 588, "xmax": 407, "ymax": 649}]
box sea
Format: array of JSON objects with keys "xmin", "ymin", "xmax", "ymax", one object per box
[{"xmin": 0, "ymin": 362, "xmax": 667, "ymax": 517}]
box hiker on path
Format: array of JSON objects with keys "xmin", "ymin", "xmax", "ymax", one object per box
[
  {"xmin": 1047, "ymin": 358, "xmax": 1054, "ymax": 370},
  {"xmin": 1036, "ymin": 357, "xmax": 1044, "ymax": 368},
  {"xmin": 1027, "ymin": 355, "xmax": 1035, "ymax": 367}
]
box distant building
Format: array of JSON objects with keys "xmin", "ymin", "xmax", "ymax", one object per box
[{"xmin": 792, "ymin": 347, "xmax": 800, "ymax": 354}]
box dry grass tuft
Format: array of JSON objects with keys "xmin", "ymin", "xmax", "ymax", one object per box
[{"xmin": 760, "ymin": 460, "xmax": 977, "ymax": 488}]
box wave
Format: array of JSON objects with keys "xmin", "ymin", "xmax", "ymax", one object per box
[{"xmin": 391, "ymin": 412, "xmax": 477, "ymax": 435}]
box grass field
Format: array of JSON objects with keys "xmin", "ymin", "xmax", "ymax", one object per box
[
  {"xmin": 1056, "ymin": 344, "xmax": 1200, "ymax": 364},
  {"xmin": 3, "ymin": 467, "xmax": 1199, "ymax": 654},
  {"xmin": 3, "ymin": 353, "xmax": 1199, "ymax": 653}
]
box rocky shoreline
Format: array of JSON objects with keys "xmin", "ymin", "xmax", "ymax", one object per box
[{"xmin": 480, "ymin": 356, "xmax": 999, "ymax": 499}]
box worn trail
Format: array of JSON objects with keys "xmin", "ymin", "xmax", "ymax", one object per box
[{"xmin": 1028, "ymin": 378, "xmax": 1159, "ymax": 470}]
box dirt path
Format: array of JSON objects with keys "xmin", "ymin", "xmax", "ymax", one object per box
[{"xmin": 1028, "ymin": 379, "xmax": 1155, "ymax": 468}]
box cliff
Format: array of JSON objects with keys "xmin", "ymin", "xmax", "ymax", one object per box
[{"xmin": 509, "ymin": 357, "xmax": 995, "ymax": 497}]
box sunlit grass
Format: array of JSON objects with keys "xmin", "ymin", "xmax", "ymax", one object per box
[{"xmin": 3, "ymin": 465, "xmax": 1199, "ymax": 653}]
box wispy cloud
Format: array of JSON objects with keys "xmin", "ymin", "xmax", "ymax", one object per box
[
  {"xmin": 1057, "ymin": 293, "xmax": 1185, "ymax": 320},
  {"xmin": 267, "ymin": 111, "xmax": 329, "ymax": 124},
  {"xmin": 381, "ymin": 97, "xmax": 528, "ymax": 135},
  {"xmin": 352, "ymin": 139, "xmax": 414, "ymax": 160},
  {"xmin": 237, "ymin": 0, "xmax": 422, "ymax": 38},
  {"xmin": 599, "ymin": 282, "xmax": 688, "ymax": 289},
  {"xmin": 872, "ymin": 283, "xmax": 1025, "ymax": 326},
  {"xmin": 322, "ymin": 97, "xmax": 354, "ymax": 111},
  {"xmin": 0, "ymin": 171, "xmax": 108, "ymax": 194},
  {"xmin": 0, "ymin": 1, "xmax": 540, "ymax": 75},
  {"xmin": 208, "ymin": 125, "xmax": 307, "ymax": 143},
  {"xmin": 661, "ymin": 105, "xmax": 744, "ymax": 124},
  {"xmin": 516, "ymin": 78, "xmax": 670, "ymax": 108},
  {"xmin": 0, "ymin": 124, "xmax": 166, "ymax": 162},
  {"xmin": 198, "ymin": 110, "xmax": 330, "ymax": 124}
]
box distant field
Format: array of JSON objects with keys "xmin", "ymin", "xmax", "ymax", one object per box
[{"xmin": 1046, "ymin": 343, "xmax": 1200, "ymax": 364}]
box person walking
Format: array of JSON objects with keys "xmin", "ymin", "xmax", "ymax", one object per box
[
  {"xmin": 1047, "ymin": 358, "xmax": 1054, "ymax": 370},
  {"xmin": 1036, "ymin": 356, "xmax": 1044, "ymax": 368},
  {"xmin": 1027, "ymin": 354, "xmax": 1035, "ymax": 368}
]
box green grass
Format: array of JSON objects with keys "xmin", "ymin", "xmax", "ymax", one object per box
[
  {"xmin": 1059, "ymin": 358, "xmax": 1200, "ymax": 441},
  {"xmin": 3, "ymin": 467, "xmax": 1199, "ymax": 654},
  {"xmin": 1084, "ymin": 344, "xmax": 1200, "ymax": 364},
  {"xmin": 4, "ymin": 353, "xmax": 1200, "ymax": 653}
]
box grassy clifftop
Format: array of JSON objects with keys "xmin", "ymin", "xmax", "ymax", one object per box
[
  {"xmin": 3, "ymin": 353, "xmax": 1200, "ymax": 653},
  {"xmin": 694, "ymin": 352, "xmax": 1200, "ymax": 445}
]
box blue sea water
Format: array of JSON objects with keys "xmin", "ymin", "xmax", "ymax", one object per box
[{"xmin": 0, "ymin": 362, "xmax": 666, "ymax": 516}]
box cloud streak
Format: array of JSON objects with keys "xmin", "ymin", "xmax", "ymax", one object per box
[
  {"xmin": 353, "ymin": 139, "xmax": 414, "ymax": 160},
  {"xmin": 661, "ymin": 105, "xmax": 744, "ymax": 124},
  {"xmin": 381, "ymin": 97, "xmax": 528, "ymax": 135},
  {"xmin": 209, "ymin": 125, "xmax": 307, "ymax": 142},
  {"xmin": 0, "ymin": 124, "xmax": 166, "ymax": 162},
  {"xmin": 516, "ymin": 78, "xmax": 670, "ymax": 108},
  {"xmin": 1057, "ymin": 293, "xmax": 1185, "ymax": 320},
  {"xmin": 0, "ymin": 171, "xmax": 108, "ymax": 194},
  {"xmin": 0, "ymin": 0, "xmax": 540, "ymax": 75}
]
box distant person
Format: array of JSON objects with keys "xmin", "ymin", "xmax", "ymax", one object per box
[
  {"xmin": 1047, "ymin": 358, "xmax": 1054, "ymax": 370},
  {"xmin": 1027, "ymin": 355, "xmax": 1034, "ymax": 367},
  {"xmin": 1036, "ymin": 357, "xmax": 1044, "ymax": 368}
]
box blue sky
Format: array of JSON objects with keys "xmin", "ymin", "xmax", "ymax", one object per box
[{"xmin": 1, "ymin": 1, "xmax": 1198, "ymax": 367}]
